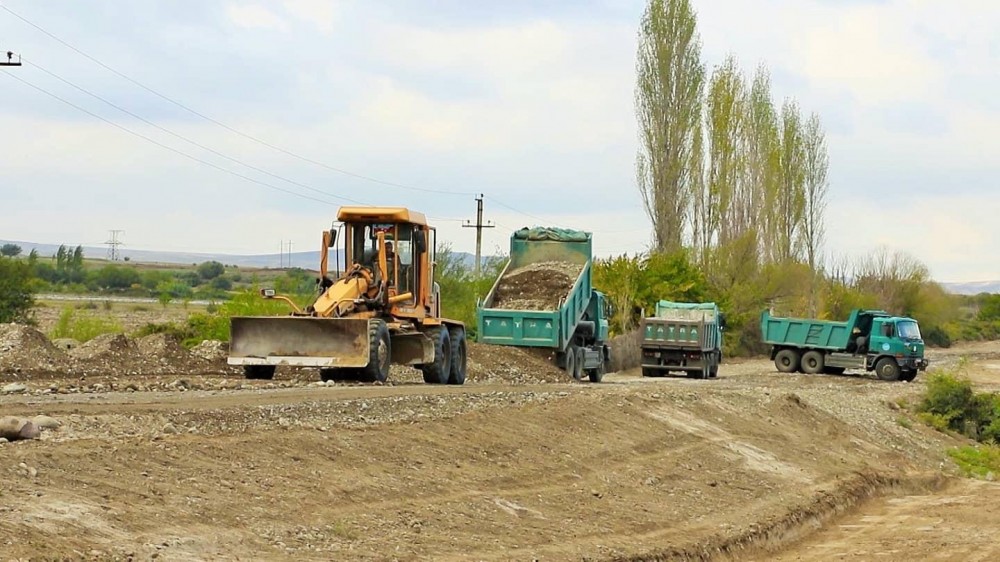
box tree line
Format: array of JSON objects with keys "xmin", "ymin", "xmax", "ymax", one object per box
[{"xmin": 592, "ymin": 0, "xmax": 976, "ymax": 354}]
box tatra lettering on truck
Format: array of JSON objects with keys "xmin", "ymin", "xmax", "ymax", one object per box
[{"xmin": 760, "ymin": 308, "xmax": 929, "ymax": 382}]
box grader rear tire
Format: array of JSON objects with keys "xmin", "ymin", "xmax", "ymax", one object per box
[
  {"xmin": 447, "ymin": 326, "xmax": 467, "ymax": 385},
  {"xmin": 421, "ymin": 326, "xmax": 452, "ymax": 385}
]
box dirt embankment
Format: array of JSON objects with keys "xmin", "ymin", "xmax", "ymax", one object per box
[
  {"xmin": 0, "ymin": 323, "xmax": 577, "ymax": 388},
  {"xmin": 491, "ymin": 260, "xmax": 582, "ymax": 311},
  {"xmin": 0, "ymin": 374, "xmax": 967, "ymax": 561}
]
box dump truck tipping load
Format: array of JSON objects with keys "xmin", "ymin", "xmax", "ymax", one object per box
[
  {"xmin": 476, "ymin": 227, "xmax": 610, "ymax": 382},
  {"xmin": 760, "ymin": 308, "xmax": 928, "ymax": 382}
]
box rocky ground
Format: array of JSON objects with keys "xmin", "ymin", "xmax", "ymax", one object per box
[{"xmin": 1, "ymin": 326, "xmax": 999, "ymax": 561}]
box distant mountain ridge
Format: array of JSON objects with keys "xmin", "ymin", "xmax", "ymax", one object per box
[
  {"xmin": 940, "ymin": 281, "xmax": 1000, "ymax": 296},
  {"xmin": 0, "ymin": 239, "xmax": 479, "ymax": 270},
  {"xmin": 4, "ymin": 239, "xmax": 997, "ymax": 294}
]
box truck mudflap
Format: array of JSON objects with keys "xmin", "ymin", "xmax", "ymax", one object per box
[{"xmin": 228, "ymin": 316, "xmax": 370, "ymax": 368}]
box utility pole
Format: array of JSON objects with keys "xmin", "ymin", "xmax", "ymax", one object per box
[
  {"xmin": 1, "ymin": 48, "xmax": 22, "ymax": 67},
  {"xmin": 286, "ymin": 241, "xmax": 293, "ymax": 268},
  {"xmin": 105, "ymin": 230, "xmax": 123, "ymax": 261},
  {"xmin": 463, "ymin": 194, "xmax": 495, "ymax": 276}
]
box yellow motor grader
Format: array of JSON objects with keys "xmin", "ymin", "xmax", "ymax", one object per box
[{"xmin": 227, "ymin": 207, "xmax": 467, "ymax": 384}]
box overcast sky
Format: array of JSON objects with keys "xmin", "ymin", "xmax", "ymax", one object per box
[{"xmin": 1, "ymin": 0, "xmax": 996, "ymax": 282}]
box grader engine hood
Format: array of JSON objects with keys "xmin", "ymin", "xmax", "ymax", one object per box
[{"xmin": 227, "ymin": 316, "xmax": 371, "ymax": 368}]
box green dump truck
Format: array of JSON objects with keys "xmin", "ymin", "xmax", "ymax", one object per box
[
  {"xmin": 640, "ymin": 300, "xmax": 724, "ymax": 379},
  {"xmin": 760, "ymin": 309, "xmax": 928, "ymax": 381},
  {"xmin": 476, "ymin": 227, "xmax": 611, "ymax": 382}
]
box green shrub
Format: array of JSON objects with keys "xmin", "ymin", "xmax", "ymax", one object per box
[
  {"xmin": 50, "ymin": 308, "xmax": 123, "ymax": 342},
  {"xmin": 0, "ymin": 256, "xmax": 34, "ymax": 323},
  {"xmin": 918, "ymin": 370, "xmax": 1000, "ymax": 443},
  {"xmin": 947, "ymin": 445, "xmax": 1000, "ymax": 479},
  {"xmin": 923, "ymin": 325, "xmax": 952, "ymax": 348}
]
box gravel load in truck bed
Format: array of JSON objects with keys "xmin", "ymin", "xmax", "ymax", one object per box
[{"xmin": 491, "ymin": 261, "xmax": 583, "ymax": 311}]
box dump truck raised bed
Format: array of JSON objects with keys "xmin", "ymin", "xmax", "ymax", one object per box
[
  {"xmin": 760, "ymin": 308, "xmax": 928, "ymax": 382},
  {"xmin": 476, "ymin": 227, "xmax": 610, "ymax": 382},
  {"xmin": 640, "ymin": 300, "xmax": 725, "ymax": 379}
]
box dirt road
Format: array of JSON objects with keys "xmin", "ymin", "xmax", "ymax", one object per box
[{"xmin": 0, "ymin": 342, "xmax": 997, "ymax": 561}]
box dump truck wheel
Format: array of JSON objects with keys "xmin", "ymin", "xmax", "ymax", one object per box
[
  {"xmin": 358, "ymin": 320, "xmax": 391, "ymax": 383},
  {"xmin": 641, "ymin": 367, "xmax": 657, "ymax": 377},
  {"xmin": 875, "ymin": 357, "xmax": 902, "ymax": 381},
  {"xmin": 421, "ymin": 326, "xmax": 451, "ymax": 384},
  {"xmin": 774, "ymin": 349, "xmax": 800, "ymax": 373},
  {"xmin": 447, "ymin": 327, "xmax": 467, "ymax": 385},
  {"xmin": 243, "ymin": 365, "xmax": 275, "ymax": 380},
  {"xmin": 574, "ymin": 347, "xmax": 586, "ymax": 381},
  {"xmin": 564, "ymin": 349, "xmax": 578, "ymax": 380},
  {"xmin": 801, "ymin": 351, "xmax": 825, "ymax": 374}
]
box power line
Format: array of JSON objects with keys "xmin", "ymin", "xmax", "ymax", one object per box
[
  {"xmin": 20, "ymin": 56, "xmax": 370, "ymax": 206},
  {"xmin": 0, "ymin": 3, "xmax": 474, "ymax": 197},
  {"xmin": 2, "ymin": 71, "xmax": 349, "ymax": 207},
  {"xmin": 1, "ymin": 3, "xmax": 643, "ymax": 237}
]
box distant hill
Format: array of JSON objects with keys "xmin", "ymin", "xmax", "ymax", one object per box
[
  {"xmin": 0, "ymin": 239, "xmax": 479, "ymax": 270},
  {"xmin": 940, "ymin": 281, "xmax": 1000, "ymax": 296}
]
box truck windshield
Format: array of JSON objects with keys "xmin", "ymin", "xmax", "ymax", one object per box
[{"xmin": 897, "ymin": 321, "xmax": 921, "ymax": 340}]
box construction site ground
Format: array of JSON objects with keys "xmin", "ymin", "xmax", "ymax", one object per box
[{"xmin": 2, "ymin": 333, "xmax": 999, "ymax": 561}]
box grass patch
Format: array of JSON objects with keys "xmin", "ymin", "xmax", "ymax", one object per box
[
  {"xmin": 896, "ymin": 416, "xmax": 913, "ymax": 430},
  {"xmin": 49, "ymin": 307, "xmax": 123, "ymax": 342},
  {"xmin": 328, "ymin": 521, "xmax": 358, "ymax": 541},
  {"xmin": 948, "ymin": 445, "xmax": 1000, "ymax": 479}
]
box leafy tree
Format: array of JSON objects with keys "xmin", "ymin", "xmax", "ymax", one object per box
[
  {"xmin": 635, "ymin": 0, "xmax": 705, "ymax": 253},
  {"xmin": 210, "ymin": 276, "xmax": 233, "ymax": 291},
  {"xmin": 197, "ymin": 260, "xmax": 225, "ymax": 280},
  {"xmin": 92, "ymin": 265, "xmax": 141, "ymax": 290},
  {"xmin": 0, "ymin": 243, "xmax": 22, "ymax": 257},
  {"xmin": 0, "ymin": 257, "xmax": 34, "ymax": 323}
]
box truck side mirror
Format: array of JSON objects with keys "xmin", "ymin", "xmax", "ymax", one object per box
[
  {"xmin": 719, "ymin": 314, "xmax": 727, "ymax": 330},
  {"xmin": 327, "ymin": 229, "xmax": 338, "ymax": 248}
]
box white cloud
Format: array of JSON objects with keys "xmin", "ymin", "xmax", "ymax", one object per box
[
  {"xmin": 225, "ymin": 3, "xmax": 289, "ymax": 32},
  {"xmin": 282, "ymin": 0, "xmax": 339, "ymax": 34},
  {"xmin": 826, "ymin": 193, "xmax": 999, "ymax": 282}
]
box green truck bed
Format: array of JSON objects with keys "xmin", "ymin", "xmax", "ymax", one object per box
[
  {"xmin": 760, "ymin": 309, "xmax": 890, "ymax": 351},
  {"xmin": 476, "ymin": 228, "xmax": 593, "ymax": 351}
]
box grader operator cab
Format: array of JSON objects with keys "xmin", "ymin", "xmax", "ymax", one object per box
[{"xmin": 227, "ymin": 207, "xmax": 468, "ymax": 385}]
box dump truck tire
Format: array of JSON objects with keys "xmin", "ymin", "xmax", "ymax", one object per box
[
  {"xmin": 244, "ymin": 365, "xmax": 276, "ymax": 380},
  {"xmin": 875, "ymin": 357, "xmax": 902, "ymax": 381},
  {"xmin": 358, "ymin": 320, "xmax": 391, "ymax": 383},
  {"xmin": 774, "ymin": 349, "xmax": 800, "ymax": 373},
  {"xmin": 564, "ymin": 349, "xmax": 578, "ymax": 380},
  {"xmin": 448, "ymin": 327, "xmax": 467, "ymax": 385},
  {"xmin": 801, "ymin": 351, "xmax": 825, "ymax": 374},
  {"xmin": 421, "ymin": 326, "xmax": 451, "ymax": 384},
  {"xmin": 641, "ymin": 367, "xmax": 657, "ymax": 377},
  {"xmin": 574, "ymin": 347, "xmax": 586, "ymax": 381}
]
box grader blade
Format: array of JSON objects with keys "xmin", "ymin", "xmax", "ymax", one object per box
[{"xmin": 228, "ymin": 316, "xmax": 370, "ymax": 368}]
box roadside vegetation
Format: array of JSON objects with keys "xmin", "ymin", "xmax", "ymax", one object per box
[{"xmin": 912, "ymin": 364, "xmax": 1000, "ymax": 479}]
